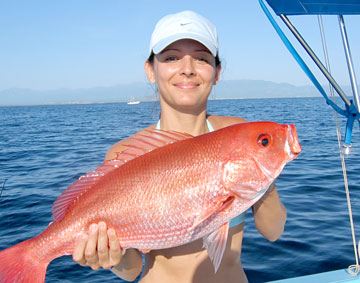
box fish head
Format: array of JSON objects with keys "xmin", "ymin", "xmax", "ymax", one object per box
[{"xmin": 222, "ymin": 121, "xmax": 301, "ymax": 197}]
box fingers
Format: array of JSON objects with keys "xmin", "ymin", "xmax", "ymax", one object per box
[
  {"xmin": 72, "ymin": 222, "xmax": 123, "ymax": 271},
  {"xmin": 97, "ymin": 222, "xmax": 111, "ymax": 269},
  {"xmin": 108, "ymin": 228, "xmax": 122, "ymax": 266},
  {"xmin": 85, "ymin": 223, "xmax": 101, "ymax": 270},
  {"xmin": 72, "ymin": 234, "xmax": 88, "ymax": 266}
]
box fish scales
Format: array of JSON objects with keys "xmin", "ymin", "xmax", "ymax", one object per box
[
  {"xmin": 30, "ymin": 131, "xmax": 226, "ymax": 257},
  {"xmin": 98, "ymin": 135, "xmax": 227, "ymax": 248}
]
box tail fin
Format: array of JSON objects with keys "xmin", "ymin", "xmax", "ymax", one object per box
[{"xmin": 0, "ymin": 239, "xmax": 48, "ymax": 283}]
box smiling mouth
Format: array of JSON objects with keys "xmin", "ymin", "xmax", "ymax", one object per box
[{"xmin": 174, "ymin": 82, "xmax": 200, "ymax": 89}]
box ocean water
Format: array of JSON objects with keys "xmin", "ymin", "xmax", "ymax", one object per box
[{"xmin": 1, "ymin": 97, "xmax": 360, "ymax": 282}]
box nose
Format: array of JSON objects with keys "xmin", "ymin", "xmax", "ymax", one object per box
[{"xmin": 180, "ymin": 56, "xmax": 196, "ymax": 77}]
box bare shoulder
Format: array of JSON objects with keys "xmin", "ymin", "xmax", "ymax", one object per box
[
  {"xmin": 105, "ymin": 123, "xmax": 157, "ymax": 160},
  {"xmin": 207, "ymin": 115, "xmax": 247, "ymax": 131}
]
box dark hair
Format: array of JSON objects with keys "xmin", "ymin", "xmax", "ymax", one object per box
[{"xmin": 147, "ymin": 52, "xmax": 221, "ymax": 67}]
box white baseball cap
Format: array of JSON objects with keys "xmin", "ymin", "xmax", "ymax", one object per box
[{"xmin": 149, "ymin": 10, "xmax": 219, "ymax": 57}]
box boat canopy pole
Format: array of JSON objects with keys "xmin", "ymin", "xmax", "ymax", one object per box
[
  {"xmin": 338, "ymin": 15, "xmax": 360, "ymax": 112},
  {"xmin": 260, "ymin": 0, "xmax": 346, "ymax": 115},
  {"xmin": 279, "ymin": 14, "xmax": 351, "ymax": 107},
  {"xmin": 279, "ymin": 13, "xmax": 360, "ymax": 145}
]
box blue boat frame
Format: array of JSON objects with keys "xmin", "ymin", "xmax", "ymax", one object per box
[
  {"xmin": 266, "ymin": 0, "xmax": 360, "ymax": 15},
  {"xmin": 260, "ymin": 0, "xmax": 360, "ymax": 147}
]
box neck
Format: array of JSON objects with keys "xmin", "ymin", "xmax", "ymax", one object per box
[{"xmin": 159, "ymin": 109, "xmax": 209, "ymax": 136}]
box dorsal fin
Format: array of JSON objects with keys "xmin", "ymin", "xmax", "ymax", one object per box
[{"xmin": 51, "ymin": 129, "xmax": 193, "ymax": 222}]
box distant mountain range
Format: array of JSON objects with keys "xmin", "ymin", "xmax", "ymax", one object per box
[{"xmin": 0, "ymin": 79, "xmax": 354, "ymax": 106}]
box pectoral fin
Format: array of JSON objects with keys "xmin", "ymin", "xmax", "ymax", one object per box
[
  {"xmin": 202, "ymin": 222, "xmax": 229, "ymax": 273},
  {"xmin": 192, "ymin": 195, "xmax": 235, "ymax": 229}
]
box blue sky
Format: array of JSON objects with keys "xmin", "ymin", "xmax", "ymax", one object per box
[{"xmin": 1, "ymin": 0, "xmax": 359, "ymax": 91}]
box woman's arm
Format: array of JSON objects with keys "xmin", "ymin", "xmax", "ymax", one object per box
[
  {"xmin": 111, "ymin": 249, "xmax": 143, "ymax": 281},
  {"xmin": 252, "ymin": 182, "xmax": 287, "ymax": 241}
]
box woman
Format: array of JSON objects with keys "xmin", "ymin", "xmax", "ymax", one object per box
[{"xmin": 72, "ymin": 10, "xmax": 286, "ymax": 282}]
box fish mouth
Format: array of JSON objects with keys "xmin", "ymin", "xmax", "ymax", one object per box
[{"xmin": 286, "ymin": 124, "xmax": 302, "ymax": 160}]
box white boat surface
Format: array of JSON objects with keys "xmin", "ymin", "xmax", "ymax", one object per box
[{"xmin": 269, "ymin": 269, "xmax": 360, "ymax": 282}]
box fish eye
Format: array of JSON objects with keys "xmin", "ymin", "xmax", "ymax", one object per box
[{"xmin": 257, "ymin": 134, "xmax": 271, "ymax": 148}]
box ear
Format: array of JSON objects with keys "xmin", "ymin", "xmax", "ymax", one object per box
[
  {"xmin": 213, "ymin": 64, "xmax": 221, "ymax": 85},
  {"xmin": 144, "ymin": 60, "xmax": 156, "ymax": 83}
]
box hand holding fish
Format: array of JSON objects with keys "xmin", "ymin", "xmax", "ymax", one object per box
[
  {"xmin": 72, "ymin": 221, "xmax": 143, "ymax": 281},
  {"xmin": 72, "ymin": 222, "xmax": 122, "ymax": 270}
]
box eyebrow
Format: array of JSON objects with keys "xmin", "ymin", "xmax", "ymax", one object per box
[
  {"xmin": 161, "ymin": 48, "xmax": 211, "ymax": 54},
  {"xmin": 161, "ymin": 48, "xmax": 179, "ymax": 53},
  {"xmin": 195, "ymin": 49, "xmax": 212, "ymax": 54}
]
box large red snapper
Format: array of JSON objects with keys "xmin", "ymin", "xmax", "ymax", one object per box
[{"xmin": 0, "ymin": 121, "xmax": 301, "ymax": 282}]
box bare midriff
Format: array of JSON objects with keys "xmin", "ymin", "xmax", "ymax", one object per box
[{"xmin": 140, "ymin": 223, "xmax": 248, "ymax": 283}]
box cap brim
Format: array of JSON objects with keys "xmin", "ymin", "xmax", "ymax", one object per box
[{"xmin": 151, "ymin": 33, "xmax": 217, "ymax": 57}]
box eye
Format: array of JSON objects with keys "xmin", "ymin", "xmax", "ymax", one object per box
[
  {"xmin": 196, "ymin": 57, "xmax": 209, "ymax": 63},
  {"xmin": 165, "ymin": 56, "xmax": 178, "ymax": 62},
  {"xmin": 257, "ymin": 134, "xmax": 271, "ymax": 148}
]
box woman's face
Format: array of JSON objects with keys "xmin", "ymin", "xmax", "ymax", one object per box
[{"xmin": 145, "ymin": 39, "xmax": 221, "ymax": 113}]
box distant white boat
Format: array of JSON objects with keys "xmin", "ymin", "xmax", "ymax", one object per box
[
  {"xmin": 127, "ymin": 98, "xmax": 140, "ymax": 105},
  {"xmin": 127, "ymin": 101, "xmax": 140, "ymax": 105}
]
